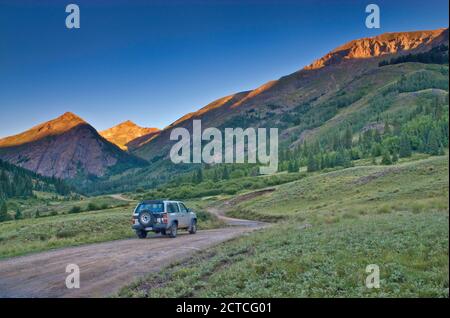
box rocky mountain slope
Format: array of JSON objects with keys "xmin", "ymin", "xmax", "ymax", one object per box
[
  {"xmin": 100, "ymin": 120, "xmax": 159, "ymax": 151},
  {"xmin": 305, "ymin": 28, "xmax": 447, "ymax": 70},
  {"xmin": 0, "ymin": 113, "xmax": 145, "ymax": 179},
  {"xmin": 131, "ymin": 28, "xmax": 449, "ymax": 162}
]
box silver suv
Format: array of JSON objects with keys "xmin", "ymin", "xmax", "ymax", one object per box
[{"xmin": 132, "ymin": 200, "xmax": 197, "ymax": 238}]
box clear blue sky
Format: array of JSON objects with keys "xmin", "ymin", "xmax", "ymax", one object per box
[{"xmin": 0, "ymin": 0, "xmax": 448, "ymax": 137}]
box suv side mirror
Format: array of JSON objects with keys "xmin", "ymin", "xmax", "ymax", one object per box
[{"xmin": 187, "ymin": 208, "xmax": 192, "ymax": 212}]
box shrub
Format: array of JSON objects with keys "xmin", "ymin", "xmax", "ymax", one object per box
[
  {"xmin": 56, "ymin": 228, "xmax": 79, "ymax": 239},
  {"xmin": 223, "ymin": 186, "xmax": 239, "ymax": 195},
  {"xmin": 14, "ymin": 209, "xmax": 23, "ymax": 220},
  {"xmin": 69, "ymin": 206, "xmax": 82, "ymax": 214},
  {"xmin": 87, "ymin": 203, "xmax": 99, "ymax": 211},
  {"xmin": 377, "ymin": 205, "xmax": 391, "ymax": 214},
  {"xmin": 0, "ymin": 201, "xmax": 11, "ymax": 222}
]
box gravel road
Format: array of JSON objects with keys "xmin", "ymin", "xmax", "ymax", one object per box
[{"xmin": 0, "ymin": 197, "xmax": 266, "ymax": 298}]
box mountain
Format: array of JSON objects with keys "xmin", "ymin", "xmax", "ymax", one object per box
[
  {"xmin": 100, "ymin": 120, "xmax": 159, "ymax": 151},
  {"xmin": 131, "ymin": 28, "xmax": 449, "ymax": 162},
  {"xmin": 0, "ymin": 112, "xmax": 145, "ymax": 179},
  {"xmin": 304, "ymin": 28, "xmax": 447, "ymax": 70}
]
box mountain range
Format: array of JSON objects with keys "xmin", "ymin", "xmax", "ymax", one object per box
[
  {"xmin": 0, "ymin": 27, "xmax": 448, "ymax": 188},
  {"xmin": 130, "ymin": 28, "xmax": 449, "ymax": 161},
  {"xmin": 0, "ymin": 112, "xmax": 144, "ymax": 179}
]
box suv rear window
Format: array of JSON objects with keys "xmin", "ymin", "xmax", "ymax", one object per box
[{"xmin": 136, "ymin": 203, "xmax": 164, "ymax": 213}]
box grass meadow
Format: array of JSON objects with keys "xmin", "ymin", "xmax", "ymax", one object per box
[{"xmin": 119, "ymin": 155, "xmax": 449, "ymax": 298}]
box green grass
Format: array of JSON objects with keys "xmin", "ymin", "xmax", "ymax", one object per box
[
  {"xmin": 184, "ymin": 199, "xmax": 227, "ymax": 229},
  {"xmin": 131, "ymin": 171, "xmax": 307, "ymax": 202},
  {"xmin": 5, "ymin": 194, "xmax": 127, "ymax": 219},
  {"xmin": 119, "ymin": 211, "xmax": 448, "ymax": 298},
  {"xmin": 119, "ymin": 155, "xmax": 449, "ymax": 298},
  {"xmin": 227, "ymin": 155, "xmax": 449, "ymax": 224},
  {"xmin": 0, "ymin": 197, "xmax": 224, "ymax": 259},
  {"xmin": 0, "ymin": 205, "xmax": 134, "ymax": 259}
]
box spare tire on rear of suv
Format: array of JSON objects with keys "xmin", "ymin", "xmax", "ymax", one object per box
[{"xmin": 139, "ymin": 211, "xmax": 153, "ymax": 226}]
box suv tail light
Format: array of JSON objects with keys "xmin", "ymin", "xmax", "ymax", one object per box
[{"xmin": 162, "ymin": 213, "xmax": 168, "ymax": 224}]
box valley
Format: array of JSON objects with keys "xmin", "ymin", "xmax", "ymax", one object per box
[
  {"xmin": 0, "ymin": 154, "xmax": 447, "ymax": 297},
  {"xmin": 0, "ymin": 27, "xmax": 448, "ymax": 298}
]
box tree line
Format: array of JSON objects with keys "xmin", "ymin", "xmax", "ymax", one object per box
[
  {"xmin": 0, "ymin": 160, "xmax": 73, "ymax": 221},
  {"xmin": 279, "ymin": 92, "xmax": 448, "ymax": 173},
  {"xmin": 379, "ymin": 45, "xmax": 449, "ymax": 67}
]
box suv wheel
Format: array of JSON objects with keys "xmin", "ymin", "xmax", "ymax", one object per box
[
  {"xmin": 169, "ymin": 223, "xmax": 178, "ymax": 238},
  {"xmin": 136, "ymin": 230, "xmax": 147, "ymax": 239},
  {"xmin": 189, "ymin": 220, "xmax": 197, "ymax": 234}
]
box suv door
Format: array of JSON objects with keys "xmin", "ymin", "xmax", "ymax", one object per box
[
  {"xmin": 178, "ymin": 202, "xmax": 189, "ymax": 228},
  {"xmin": 167, "ymin": 202, "xmax": 182, "ymax": 226}
]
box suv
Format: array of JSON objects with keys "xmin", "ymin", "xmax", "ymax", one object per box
[{"xmin": 132, "ymin": 200, "xmax": 197, "ymax": 239}]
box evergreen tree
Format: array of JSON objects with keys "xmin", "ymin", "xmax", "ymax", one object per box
[
  {"xmin": 294, "ymin": 160, "xmax": 300, "ymax": 172},
  {"xmin": 288, "ymin": 160, "xmax": 299, "ymax": 173},
  {"xmin": 432, "ymin": 95, "xmax": 443, "ymax": 119},
  {"xmin": 383, "ymin": 121, "xmax": 391, "ymax": 135},
  {"xmin": 381, "ymin": 150, "xmax": 392, "ymax": 165},
  {"xmin": 371, "ymin": 144, "xmax": 382, "ymax": 157},
  {"xmin": 222, "ymin": 166, "xmax": 230, "ymax": 179},
  {"xmin": 343, "ymin": 126, "xmax": 353, "ymax": 149},
  {"xmin": 15, "ymin": 209, "xmax": 23, "ymax": 220},
  {"xmin": 0, "ymin": 201, "xmax": 9, "ymax": 222},
  {"xmin": 336, "ymin": 149, "xmax": 352, "ymax": 168},
  {"xmin": 307, "ymin": 154, "xmax": 318, "ymax": 172},
  {"xmin": 374, "ymin": 130, "xmax": 382, "ymax": 143},
  {"xmin": 213, "ymin": 170, "xmax": 219, "ymax": 182},
  {"xmin": 196, "ymin": 168, "xmax": 204, "ymax": 184},
  {"xmin": 399, "ymin": 134, "xmax": 412, "ymax": 158},
  {"xmin": 426, "ymin": 129, "xmax": 441, "ymax": 155},
  {"xmin": 392, "ymin": 150, "xmax": 399, "ymax": 163},
  {"xmin": 287, "ymin": 161, "xmax": 294, "ymax": 173}
]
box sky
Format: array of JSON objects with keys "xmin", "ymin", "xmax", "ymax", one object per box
[{"xmin": 0, "ymin": 0, "xmax": 448, "ymax": 138}]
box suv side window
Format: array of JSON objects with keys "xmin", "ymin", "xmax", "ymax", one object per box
[
  {"xmin": 179, "ymin": 203, "xmax": 188, "ymax": 213},
  {"xmin": 167, "ymin": 202, "xmax": 179, "ymax": 213}
]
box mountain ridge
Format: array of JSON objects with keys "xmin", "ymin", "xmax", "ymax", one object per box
[
  {"xmin": 304, "ymin": 28, "xmax": 448, "ymax": 70},
  {"xmin": 0, "ymin": 112, "xmax": 86, "ymax": 148},
  {"xmin": 131, "ymin": 27, "xmax": 449, "ymax": 161},
  {"xmin": 0, "ymin": 113, "xmax": 145, "ymax": 179},
  {"xmin": 100, "ymin": 120, "xmax": 159, "ymax": 151}
]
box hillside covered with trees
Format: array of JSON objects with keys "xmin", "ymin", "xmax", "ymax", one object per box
[{"xmin": 0, "ymin": 160, "xmax": 73, "ymax": 221}]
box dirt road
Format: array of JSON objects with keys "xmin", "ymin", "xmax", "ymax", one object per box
[
  {"xmin": 109, "ymin": 193, "xmax": 136, "ymax": 202},
  {"xmin": 0, "ymin": 197, "xmax": 266, "ymax": 298}
]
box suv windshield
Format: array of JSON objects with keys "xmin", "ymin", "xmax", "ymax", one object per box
[{"xmin": 136, "ymin": 203, "xmax": 164, "ymax": 213}]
